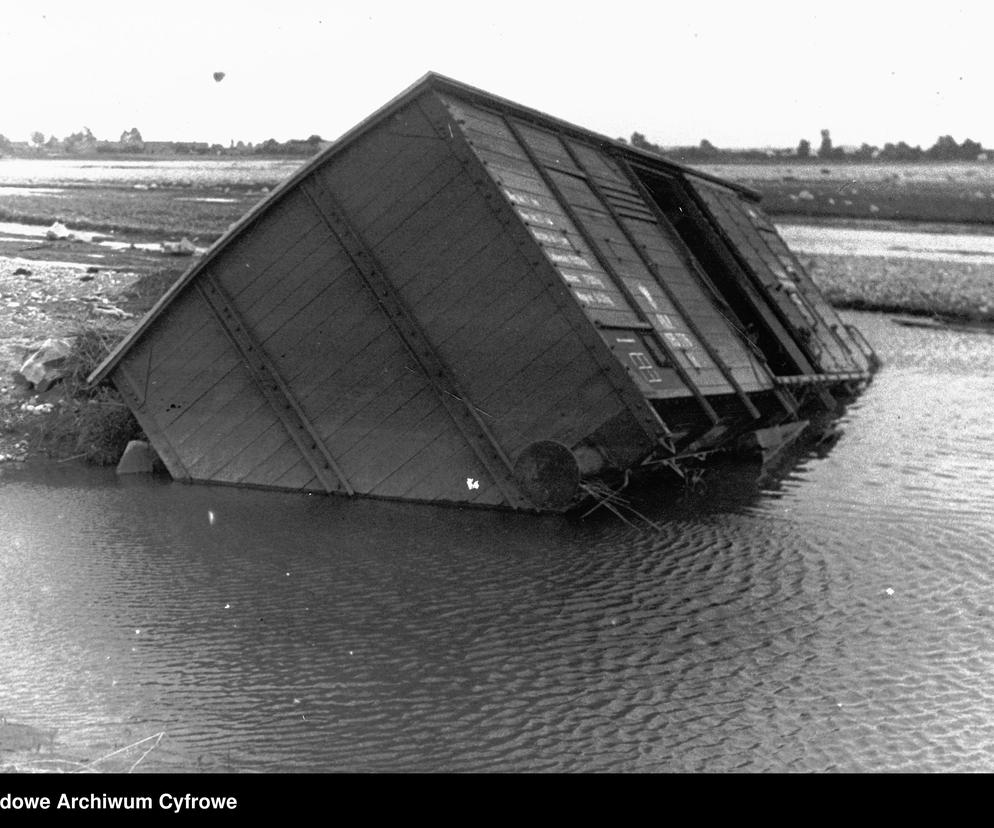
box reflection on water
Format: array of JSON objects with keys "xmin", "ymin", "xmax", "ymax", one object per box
[{"xmin": 2, "ymin": 311, "xmax": 994, "ymax": 773}]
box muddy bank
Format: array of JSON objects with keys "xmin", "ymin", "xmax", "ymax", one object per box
[
  {"xmin": 0, "ymin": 224, "xmax": 186, "ymax": 462},
  {"xmin": 803, "ymin": 253, "xmax": 994, "ymax": 322}
]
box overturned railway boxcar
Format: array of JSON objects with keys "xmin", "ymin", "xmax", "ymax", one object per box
[{"xmin": 89, "ymin": 72, "xmax": 877, "ymax": 513}]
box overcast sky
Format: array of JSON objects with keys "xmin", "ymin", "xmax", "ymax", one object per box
[{"xmin": 2, "ymin": 1, "xmax": 991, "ymax": 149}]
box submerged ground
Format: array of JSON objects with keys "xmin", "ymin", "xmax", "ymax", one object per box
[{"xmin": 1, "ymin": 157, "xmax": 993, "ymax": 463}]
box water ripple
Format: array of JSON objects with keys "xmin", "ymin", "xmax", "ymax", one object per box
[{"xmin": 2, "ymin": 313, "xmax": 994, "ymax": 771}]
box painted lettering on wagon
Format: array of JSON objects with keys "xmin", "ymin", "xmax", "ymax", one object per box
[
  {"xmin": 503, "ymin": 188, "xmax": 543, "ymax": 208},
  {"xmin": 573, "ymin": 290, "xmax": 617, "ymax": 307},
  {"xmin": 558, "ymin": 269, "xmax": 607, "ymax": 289},
  {"xmin": 530, "ymin": 228, "xmax": 571, "ymax": 247},
  {"xmin": 546, "ymin": 250, "xmax": 592, "ymax": 269}
]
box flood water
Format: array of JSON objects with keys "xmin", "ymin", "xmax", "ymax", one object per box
[
  {"xmin": 780, "ymin": 222, "xmax": 994, "ymax": 264},
  {"xmin": 2, "ymin": 311, "xmax": 993, "ymax": 773}
]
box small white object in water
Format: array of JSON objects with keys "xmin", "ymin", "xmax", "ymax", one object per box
[
  {"xmin": 208, "ymin": 510, "xmax": 215, "ymax": 525},
  {"xmin": 885, "ymin": 587, "xmax": 895, "ymax": 596},
  {"xmin": 224, "ymin": 603, "xmax": 230, "ymax": 609},
  {"xmin": 466, "ymin": 477, "xmax": 480, "ymax": 490}
]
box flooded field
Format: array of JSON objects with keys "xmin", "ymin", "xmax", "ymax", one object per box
[
  {"xmin": 781, "ymin": 223, "xmax": 994, "ymax": 264},
  {"xmin": 0, "ymin": 158, "xmax": 303, "ymax": 239},
  {"xmin": 695, "ymin": 161, "xmax": 994, "ymax": 185},
  {"xmin": 694, "ymin": 161, "xmax": 994, "ymax": 226},
  {"xmin": 0, "ymin": 158, "xmax": 303, "ymax": 188},
  {"xmin": 2, "ymin": 311, "xmax": 993, "ymax": 773}
]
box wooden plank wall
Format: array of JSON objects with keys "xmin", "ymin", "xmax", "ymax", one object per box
[
  {"xmin": 690, "ymin": 180, "xmax": 871, "ymax": 374},
  {"xmin": 562, "ymin": 141, "xmax": 775, "ymax": 395},
  {"xmin": 113, "ymin": 287, "xmax": 321, "ymax": 491},
  {"xmin": 113, "ymin": 92, "xmax": 688, "ymax": 508},
  {"xmin": 441, "ymin": 95, "xmax": 774, "ymax": 399},
  {"xmin": 736, "ymin": 198, "xmax": 874, "ymax": 374},
  {"xmin": 312, "ymin": 96, "xmax": 634, "ymax": 470},
  {"xmin": 201, "ymin": 179, "xmax": 508, "ymax": 507}
]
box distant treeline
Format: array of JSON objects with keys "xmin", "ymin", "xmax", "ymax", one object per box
[
  {"xmin": 0, "ymin": 128, "xmax": 331, "ymax": 158},
  {"xmin": 623, "ymin": 129, "xmax": 989, "ymax": 163}
]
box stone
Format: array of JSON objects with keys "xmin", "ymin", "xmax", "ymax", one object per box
[
  {"xmin": 18, "ymin": 338, "xmax": 72, "ymax": 391},
  {"xmin": 161, "ymin": 237, "xmax": 197, "ymax": 256},
  {"xmin": 116, "ymin": 440, "xmax": 156, "ymax": 475},
  {"xmin": 45, "ymin": 221, "xmax": 73, "ymax": 240}
]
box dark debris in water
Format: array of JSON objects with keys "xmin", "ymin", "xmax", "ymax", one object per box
[{"xmin": 0, "ymin": 717, "xmax": 57, "ymax": 753}]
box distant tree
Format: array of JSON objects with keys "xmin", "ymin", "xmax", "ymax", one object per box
[
  {"xmin": 817, "ymin": 129, "xmax": 833, "ymax": 159},
  {"xmin": 796, "ymin": 138, "xmax": 811, "ymax": 158},
  {"xmin": 698, "ymin": 138, "xmax": 720, "ymax": 157},
  {"xmin": 961, "ymin": 137, "xmax": 984, "ymax": 158},
  {"xmin": 926, "ymin": 135, "xmax": 985, "ymax": 160},
  {"xmin": 64, "ymin": 126, "xmax": 96, "ymax": 154},
  {"xmin": 30, "ymin": 130, "xmax": 45, "ymax": 147},
  {"xmin": 927, "ymin": 134, "xmax": 960, "ymax": 160},
  {"xmin": 630, "ymin": 131, "xmax": 665, "ymax": 154},
  {"xmin": 852, "ymin": 142, "xmax": 878, "ymax": 160},
  {"xmin": 880, "ymin": 141, "xmax": 923, "ymax": 161},
  {"xmin": 0, "ymin": 134, "xmax": 11, "ymax": 155},
  {"xmin": 119, "ymin": 127, "xmax": 144, "ymax": 152},
  {"xmin": 306, "ymin": 134, "xmax": 323, "ymax": 145}
]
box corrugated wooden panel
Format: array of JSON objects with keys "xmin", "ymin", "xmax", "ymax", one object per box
[
  {"xmin": 448, "ymin": 103, "xmax": 664, "ymax": 347},
  {"xmin": 747, "ymin": 211, "xmax": 872, "ymax": 373},
  {"xmin": 534, "ymin": 158, "xmax": 735, "ymax": 390},
  {"xmin": 557, "ymin": 143, "xmax": 775, "ymax": 395},
  {"xmin": 464, "ymin": 110, "xmax": 767, "ymax": 411},
  {"xmin": 690, "ymin": 181, "xmax": 868, "ymax": 374}
]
